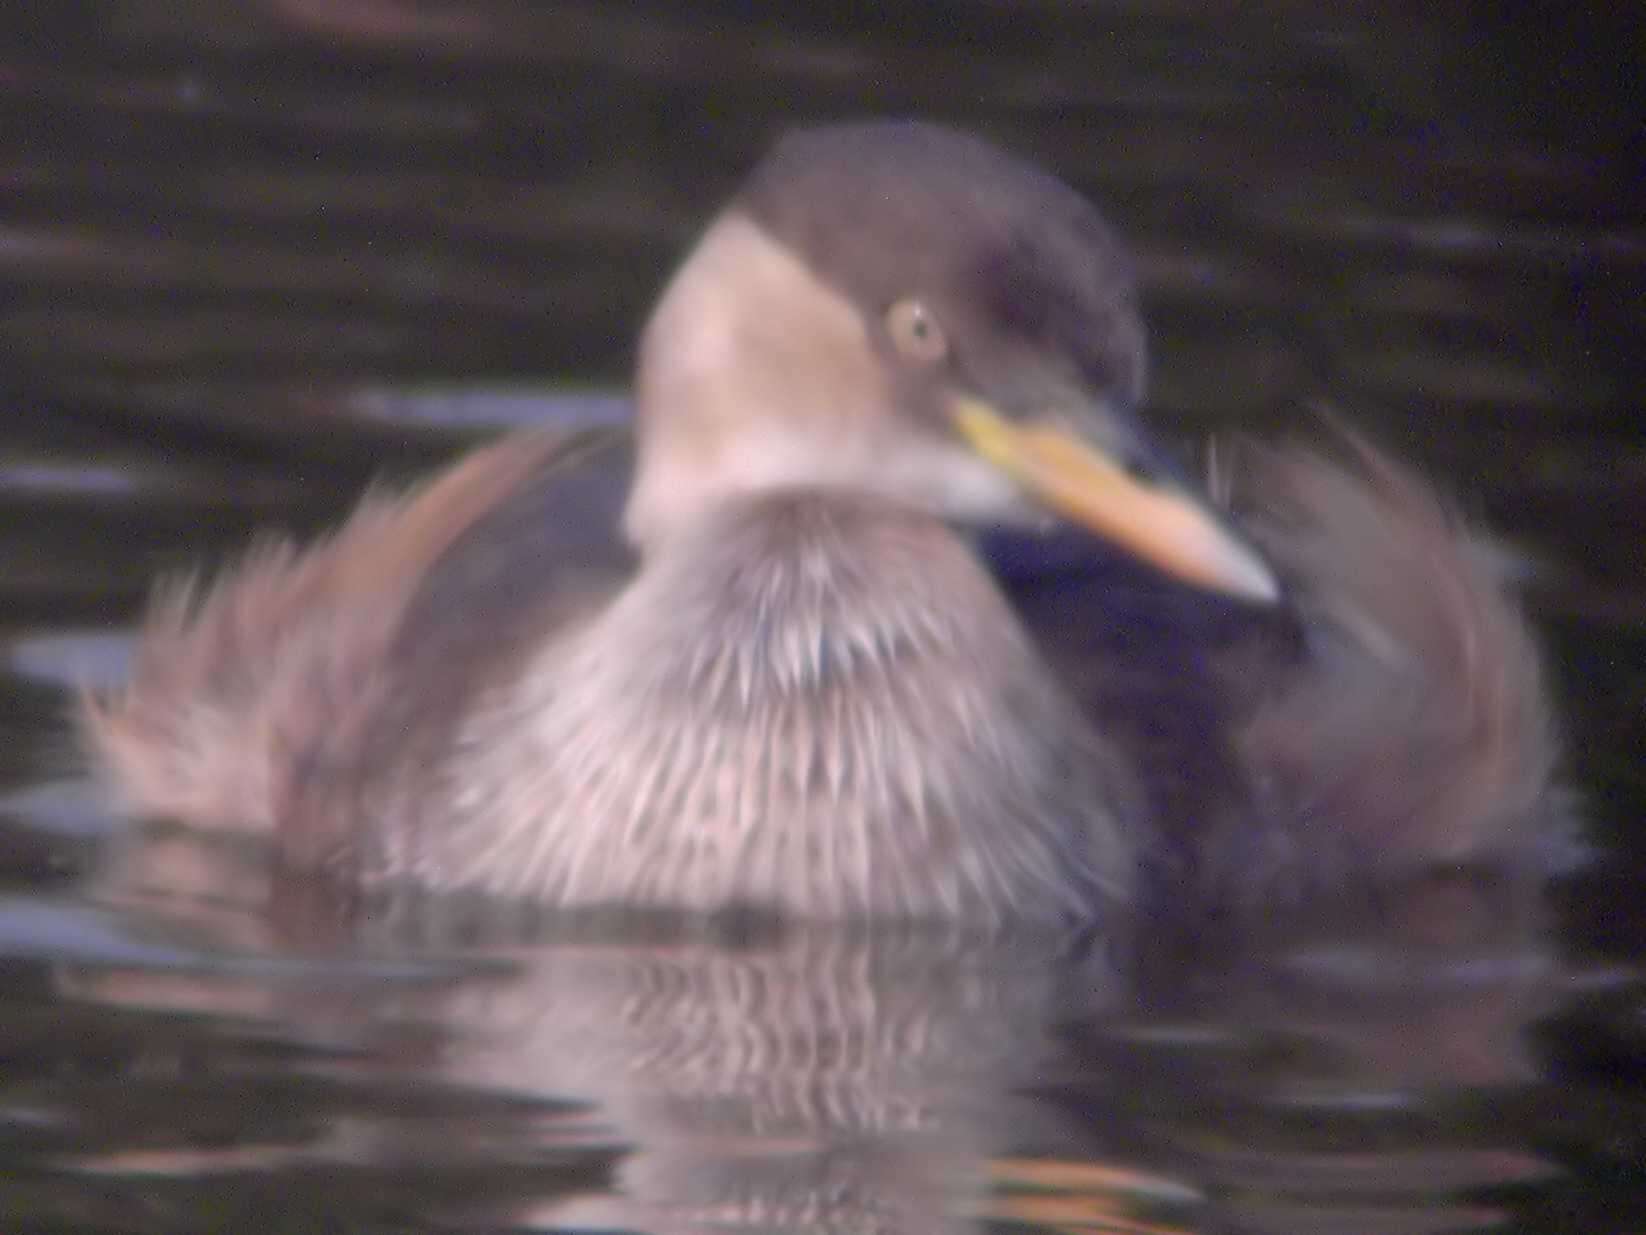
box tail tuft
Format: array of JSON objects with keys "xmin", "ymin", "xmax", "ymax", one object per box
[
  {"xmin": 79, "ymin": 503, "xmax": 407, "ymax": 834},
  {"xmin": 1228, "ymin": 429, "xmax": 1571, "ymax": 884},
  {"xmin": 80, "ymin": 428, "xmax": 580, "ymax": 839}
]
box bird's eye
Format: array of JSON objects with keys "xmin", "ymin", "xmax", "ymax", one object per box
[{"xmin": 885, "ymin": 298, "xmax": 948, "ymax": 364}]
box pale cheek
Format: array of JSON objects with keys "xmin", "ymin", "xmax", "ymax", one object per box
[
  {"xmin": 868, "ymin": 443, "xmax": 1033, "ymax": 526},
  {"xmin": 703, "ymin": 429, "xmax": 1028, "ymax": 526},
  {"xmin": 672, "ymin": 319, "xmax": 739, "ymax": 387}
]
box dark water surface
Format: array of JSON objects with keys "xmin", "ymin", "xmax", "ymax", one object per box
[{"xmin": 3, "ymin": 4, "xmax": 1644, "ymax": 1231}]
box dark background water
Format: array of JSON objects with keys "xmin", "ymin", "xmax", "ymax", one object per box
[{"xmin": 1, "ymin": 3, "xmax": 1643, "ymax": 1231}]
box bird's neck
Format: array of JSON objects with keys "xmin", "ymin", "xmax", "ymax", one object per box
[{"xmin": 622, "ymin": 210, "xmax": 893, "ymax": 553}]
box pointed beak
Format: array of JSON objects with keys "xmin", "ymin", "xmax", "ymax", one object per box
[{"xmin": 950, "ymin": 396, "xmax": 1279, "ymax": 603}]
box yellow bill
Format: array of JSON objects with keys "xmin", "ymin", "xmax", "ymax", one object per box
[{"xmin": 952, "ymin": 397, "xmax": 1279, "ymax": 603}]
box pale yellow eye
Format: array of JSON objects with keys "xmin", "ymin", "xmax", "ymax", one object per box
[{"xmin": 885, "ymin": 298, "xmax": 948, "ymax": 364}]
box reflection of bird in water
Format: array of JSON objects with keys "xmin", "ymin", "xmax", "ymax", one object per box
[
  {"xmin": 414, "ymin": 924, "xmax": 1085, "ymax": 1235},
  {"xmin": 81, "ymin": 121, "xmax": 1566, "ymax": 924},
  {"xmin": 54, "ymin": 867, "xmax": 1561, "ymax": 1235},
  {"xmin": 57, "ymin": 879, "xmax": 1112, "ymax": 1235}
]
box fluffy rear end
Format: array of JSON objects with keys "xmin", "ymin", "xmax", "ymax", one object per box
[
  {"xmin": 1230, "ymin": 431, "xmax": 1568, "ymax": 886},
  {"xmin": 83, "ymin": 503, "xmax": 415, "ymax": 835},
  {"xmin": 81, "ymin": 429, "xmax": 576, "ymax": 837}
]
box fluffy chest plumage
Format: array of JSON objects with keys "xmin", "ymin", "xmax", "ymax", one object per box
[{"xmin": 385, "ymin": 493, "xmax": 1140, "ymax": 920}]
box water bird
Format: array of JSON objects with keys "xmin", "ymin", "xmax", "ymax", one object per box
[{"xmin": 82, "ymin": 122, "xmax": 1562, "ymax": 923}]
